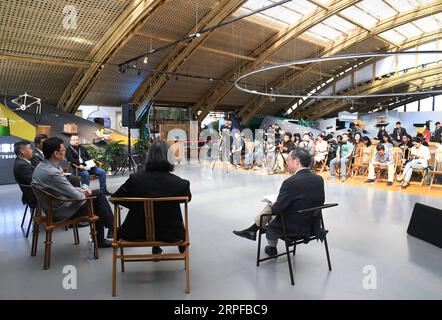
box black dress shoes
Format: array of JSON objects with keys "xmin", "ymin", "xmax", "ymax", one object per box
[
  {"xmin": 152, "ymin": 246, "xmax": 163, "ymax": 254},
  {"xmin": 233, "ymin": 229, "xmax": 257, "ymax": 241},
  {"xmin": 103, "ymin": 190, "xmax": 113, "ymax": 196},
  {"xmin": 264, "ymin": 246, "xmax": 278, "ymax": 257},
  {"xmin": 107, "ymin": 228, "xmax": 114, "ymax": 239},
  {"xmin": 98, "ymin": 239, "xmax": 113, "ymax": 248}
]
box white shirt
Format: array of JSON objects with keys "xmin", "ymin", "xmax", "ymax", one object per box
[{"xmin": 411, "ymin": 145, "xmax": 431, "ymax": 167}]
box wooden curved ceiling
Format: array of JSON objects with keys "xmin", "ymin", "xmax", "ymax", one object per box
[{"xmin": 1, "ymin": 0, "xmax": 442, "ymax": 120}]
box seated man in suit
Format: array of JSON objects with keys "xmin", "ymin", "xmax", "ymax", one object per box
[
  {"xmin": 32, "ymin": 133, "xmax": 80, "ymax": 187},
  {"xmin": 31, "ymin": 134, "xmax": 46, "ymax": 166},
  {"xmin": 32, "ymin": 137, "xmax": 114, "ymax": 247},
  {"xmin": 112, "ymin": 140, "xmax": 192, "ymax": 254},
  {"xmin": 233, "ymin": 148, "xmax": 325, "ymax": 256},
  {"xmin": 65, "ymin": 135, "xmax": 110, "ymax": 195},
  {"xmin": 13, "ymin": 140, "xmax": 37, "ymax": 208}
]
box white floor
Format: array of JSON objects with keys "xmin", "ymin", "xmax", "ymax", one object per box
[{"xmin": 0, "ymin": 164, "xmax": 441, "ymax": 299}]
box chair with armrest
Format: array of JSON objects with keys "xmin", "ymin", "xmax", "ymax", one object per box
[
  {"xmin": 256, "ymin": 203, "xmax": 338, "ymax": 286},
  {"xmin": 70, "ymin": 160, "xmax": 104, "ymax": 182},
  {"xmin": 109, "ymin": 196, "xmax": 190, "ymax": 297},
  {"xmin": 31, "ymin": 185, "xmax": 100, "ymax": 270}
]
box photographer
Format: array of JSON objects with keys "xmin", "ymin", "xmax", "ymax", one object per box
[
  {"xmin": 275, "ymin": 132, "xmax": 294, "ymax": 173},
  {"xmin": 273, "ymin": 124, "xmax": 281, "ymax": 142}
]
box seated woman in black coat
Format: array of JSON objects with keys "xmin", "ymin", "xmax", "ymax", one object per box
[{"xmin": 112, "ymin": 140, "xmax": 191, "ymax": 254}]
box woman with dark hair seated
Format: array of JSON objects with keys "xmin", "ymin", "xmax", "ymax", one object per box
[{"xmin": 112, "ymin": 140, "xmax": 191, "ymax": 254}]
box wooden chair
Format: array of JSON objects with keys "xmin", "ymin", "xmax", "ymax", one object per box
[
  {"xmin": 313, "ymin": 153, "xmax": 328, "ymax": 172},
  {"xmin": 256, "ymin": 203, "xmax": 338, "ymax": 286},
  {"xmin": 109, "ymin": 196, "xmax": 190, "ymax": 297},
  {"xmin": 409, "ymin": 151, "xmax": 432, "ymax": 188},
  {"xmin": 351, "ymin": 147, "xmax": 372, "ymax": 178},
  {"xmin": 31, "ymin": 185, "xmax": 99, "ymax": 270},
  {"xmin": 429, "ymin": 150, "xmax": 442, "ymax": 190},
  {"xmin": 70, "ymin": 160, "xmax": 104, "ymax": 182},
  {"xmin": 375, "ymin": 148, "xmax": 401, "ymax": 182},
  {"xmin": 18, "ymin": 184, "xmax": 36, "ymax": 238},
  {"xmin": 332, "ymin": 153, "xmax": 353, "ymax": 178}
]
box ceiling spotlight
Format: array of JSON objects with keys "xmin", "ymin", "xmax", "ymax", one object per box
[
  {"xmin": 195, "ymin": 33, "xmax": 201, "ymax": 37},
  {"xmin": 143, "ymin": 56, "xmax": 148, "ymax": 64},
  {"xmin": 209, "ymin": 78, "xmax": 213, "ymax": 81}
]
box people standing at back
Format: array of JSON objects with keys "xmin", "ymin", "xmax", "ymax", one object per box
[
  {"xmin": 432, "ymin": 121, "xmax": 441, "ymax": 143},
  {"xmin": 392, "ymin": 122, "xmax": 407, "ymax": 143}
]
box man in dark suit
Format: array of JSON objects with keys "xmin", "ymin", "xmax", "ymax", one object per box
[
  {"xmin": 112, "ymin": 140, "xmax": 191, "ymax": 254},
  {"xmin": 392, "ymin": 122, "xmax": 407, "ymax": 143},
  {"xmin": 13, "ymin": 140, "xmax": 37, "ymax": 207},
  {"xmin": 433, "ymin": 121, "xmax": 442, "ymax": 142},
  {"xmin": 233, "ymin": 148, "xmax": 325, "ymax": 256},
  {"xmin": 31, "ymin": 133, "xmax": 46, "ymax": 167}
]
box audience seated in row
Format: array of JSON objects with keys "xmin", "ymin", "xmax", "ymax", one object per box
[{"xmin": 31, "ymin": 137, "xmax": 114, "ymax": 247}]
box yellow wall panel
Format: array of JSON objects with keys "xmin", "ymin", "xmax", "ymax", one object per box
[{"xmin": 0, "ymin": 103, "xmax": 36, "ymax": 141}]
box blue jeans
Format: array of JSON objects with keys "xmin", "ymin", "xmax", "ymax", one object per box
[
  {"xmin": 79, "ymin": 166, "xmax": 107, "ymax": 192},
  {"xmin": 329, "ymin": 157, "xmax": 350, "ymax": 177}
]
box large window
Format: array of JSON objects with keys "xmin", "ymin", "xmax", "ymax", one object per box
[
  {"xmin": 419, "ymin": 97, "xmax": 434, "ymax": 112},
  {"xmin": 435, "ymin": 95, "xmax": 442, "ymax": 111}
]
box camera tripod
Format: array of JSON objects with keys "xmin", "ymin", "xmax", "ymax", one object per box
[
  {"xmin": 114, "ymin": 124, "xmax": 137, "ymax": 175},
  {"xmin": 271, "ymin": 146, "xmax": 287, "ymax": 173},
  {"xmin": 211, "ymin": 134, "xmax": 231, "ymax": 173}
]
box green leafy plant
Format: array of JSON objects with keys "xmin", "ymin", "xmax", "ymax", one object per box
[
  {"xmin": 104, "ymin": 140, "xmax": 125, "ymax": 171},
  {"xmin": 133, "ymin": 137, "xmax": 151, "ymax": 165},
  {"xmin": 83, "ymin": 145, "xmax": 110, "ymax": 171}
]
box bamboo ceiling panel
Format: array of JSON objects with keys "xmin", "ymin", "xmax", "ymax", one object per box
[
  {"xmin": 0, "ymin": 59, "xmax": 77, "ymax": 105},
  {"xmin": 138, "ymin": 0, "xmax": 220, "ymax": 40},
  {"xmin": 0, "ymin": 0, "xmax": 133, "ymax": 61}
]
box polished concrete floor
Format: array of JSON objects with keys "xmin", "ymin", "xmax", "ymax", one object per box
[{"xmin": 0, "ymin": 164, "xmax": 441, "ymax": 300}]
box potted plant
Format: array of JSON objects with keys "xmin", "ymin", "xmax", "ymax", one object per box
[
  {"xmin": 83, "ymin": 145, "xmax": 111, "ymax": 173},
  {"xmin": 133, "ymin": 137, "xmax": 151, "ymax": 165},
  {"xmin": 104, "ymin": 140, "xmax": 125, "ymax": 172}
]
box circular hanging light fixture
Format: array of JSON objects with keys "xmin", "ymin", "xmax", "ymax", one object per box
[{"xmin": 234, "ymin": 51, "xmax": 442, "ymax": 99}]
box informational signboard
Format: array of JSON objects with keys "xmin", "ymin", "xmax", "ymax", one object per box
[
  {"xmin": 338, "ymin": 111, "xmax": 358, "ymax": 122},
  {"xmin": 0, "ymin": 136, "xmax": 20, "ymax": 185}
]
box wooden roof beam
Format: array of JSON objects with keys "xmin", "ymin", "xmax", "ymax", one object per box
[
  {"xmin": 130, "ymin": 0, "xmax": 247, "ymax": 114},
  {"xmin": 239, "ymin": 1, "xmax": 442, "ymax": 123},
  {"xmin": 57, "ymin": 0, "xmax": 167, "ymax": 113},
  {"xmin": 193, "ymin": 0, "xmax": 363, "ymax": 122}
]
